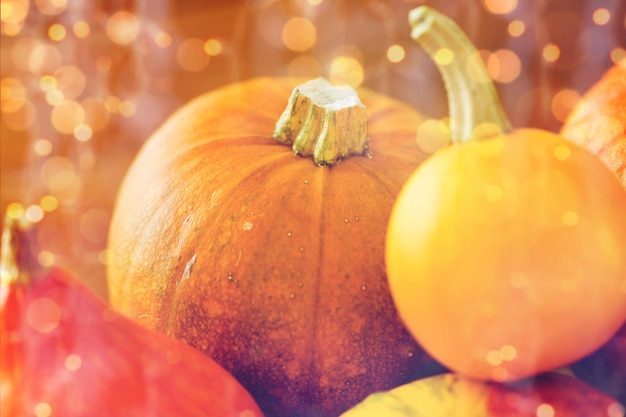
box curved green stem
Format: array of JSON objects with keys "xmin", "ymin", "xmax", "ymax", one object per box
[{"xmin": 409, "ymin": 6, "xmax": 512, "ymax": 143}]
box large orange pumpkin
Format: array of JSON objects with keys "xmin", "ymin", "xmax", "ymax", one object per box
[
  {"xmin": 560, "ymin": 60, "xmax": 626, "ymax": 188},
  {"xmin": 106, "ymin": 77, "xmax": 445, "ymax": 417}
]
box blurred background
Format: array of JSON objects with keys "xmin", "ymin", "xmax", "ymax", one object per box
[{"xmin": 1, "ymin": 0, "xmax": 625, "ymax": 300}]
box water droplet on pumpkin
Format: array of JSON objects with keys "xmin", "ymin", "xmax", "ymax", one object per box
[
  {"xmin": 289, "ymin": 293, "xmax": 296, "ymax": 299},
  {"xmin": 344, "ymin": 218, "xmax": 349, "ymax": 223},
  {"xmin": 407, "ymin": 351, "xmax": 414, "ymax": 358},
  {"xmin": 228, "ymin": 273, "xmax": 234, "ymax": 281},
  {"xmin": 336, "ymin": 307, "xmax": 342, "ymax": 313},
  {"xmin": 360, "ymin": 284, "xmax": 367, "ymax": 291},
  {"xmin": 303, "ymin": 179, "xmax": 309, "ymax": 185},
  {"xmin": 287, "ymin": 231, "xmax": 292, "ymax": 237},
  {"xmin": 354, "ymin": 216, "xmax": 359, "ymax": 221},
  {"xmin": 298, "ymin": 246, "xmax": 304, "ymax": 252},
  {"xmin": 298, "ymin": 282, "xmax": 304, "ymax": 288},
  {"xmin": 243, "ymin": 221, "xmax": 253, "ymax": 231},
  {"xmin": 27, "ymin": 297, "xmax": 61, "ymax": 333}
]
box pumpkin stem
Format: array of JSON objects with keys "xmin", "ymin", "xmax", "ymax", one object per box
[
  {"xmin": 0, "ymin": 214, "xmax": 38, "ymax": 286},
  {"xmin": 273, "ymin": 77, "xmax": 369, "ymax": 166},
  {"xmin": 409, "ymin": 6, "xmax": 512, "ymax": 143}
]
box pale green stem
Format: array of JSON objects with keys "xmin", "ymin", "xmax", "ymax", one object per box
[
  {"xmin": 274, "ymin": 77, "xmax": 369, "ymax": 166},
  {"xmin": 409, "ymin": 6, "xmax": 512, "ymax": 143}
]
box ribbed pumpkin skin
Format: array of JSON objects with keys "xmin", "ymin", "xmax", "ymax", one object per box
[
  {"xmin": 107, "ymin": 78, "xmax": 444, "ymax": 417},
  {"xmin": 560, "ymin": 62, "xmax": 626, "ymax": 188}
]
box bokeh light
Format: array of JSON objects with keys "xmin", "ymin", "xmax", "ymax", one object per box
[
  {"xmin": 487, "ymin": 49, "xmax": 521, "ymax": 83},
  {"xmin": 481, "ymin": 0, "xmax": 517, "ymax": 15},
  {"xmin": 155, "ymin": 31, "xmax": 172, "ymax": 48},
  {"xmin": 177, "ymin": 38, "xmax": 210, "ymax": 72},
  {"xmin": 106, "ymin": 11, "xmax": 140, "ymax": 45},
  {"xmin": 72, "ymin": 20, "xmax": 89, "ymax": 38},
  {"xmin": 387, "ymin": 44, "xmax": 406, "ymax": 63},
  {"xmin": 282, "ymin": 17, "xmax": 316, "ymax": 52},
  {"xmin": 47, "ymin": 23, "xmax": 66, "ymax": 41},
  {"xmin": 204, "ymin": 38, "xmax": 222, "ymax": 56},
  {"xmin": 592, "ymin": 8, "xmax": 611, "ymax": 26},
  {"xmin": 542, "ymin": 43, "xmax": 560, "ymax": 63},
  {"xmin": 35, "ymin": 0, "xmax": 67, "ymax": 16},
  {"xmin": 508, "ymin": 20, "xmax": 525, "ymax": 37},
  {"xmin": 329, "ymin": 56, "xmax": 363, "ymax": 87}
]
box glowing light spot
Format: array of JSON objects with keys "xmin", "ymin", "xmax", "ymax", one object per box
[
  {"xmin": 74, "ymin": 124, "xmax": 92, "ymax": 142},
  {"xmin": 55, "ymin": 65, "xmax": 86, "ymax": 99},
  {"xmin": 48, "ymin": 23, "xmax": 66, "ymax": 41},
  {"xmin": 34, "ymin": 402, "xmax": 52, "ymax": 417},
  {"xmin": 45, "ymin": 89, "xmax": 64, "ymax": 106},
  {"xmin": 106, "ymin": 11, "xmax": 140, "ymax": 45},
  {"xmin": 287, "ymin": 55, "xmax": 322, "ymax": 78},
  {"xmin": 491, "ymin": 367, "xmax": 508, "ymax": 381},
  {"xmin": 73, "ymin": 20, "xmax": 89, "ymax": 38},
  {"xmin": 27, "ymin": 297, "xmax": 61, "ymax": 333},
  {"xmin": 1, "ymin": 0, "xmax": 29, "ymax": 25},
  {"xmin": 536, "ymin": 403, "xmax": 555, "ymax": 417},
  {"xmin": 28, "ymin": 43, "xmax": 63, "ymax": 74},
  {"xmin": 486, "ymin": 350, "xmax": 503, "ymax": 366},
  {"xmin": 119, "ymin": 100, "xmax": 136, "ymax": 117},
  {"xmin": 1, "ymin": 97, "xmax": 35, "ymax": 131},
  {"xmin": 282, "ymin": 17, "xmax": 316, "ymax": 52},
  {"xmin": 51, "ymin": 100, "xmax": 84, "ymax": 134},
  {"xmin": 25, "ymin": 205, "xmax": 44, "ymax": 223},
  {"xmin": 177, "ymin": 38, "xmax": 210, "ymax": 72},
  {"xmin": 65, "ymin": 354, "xmax": 82, "ymax": 371},
  {"xmin": 510, "ymin": 272, "xmax": 527, "ymax": 289},
  {"xmin": 610, "ymin": 48, "xmax": 626, "ymax": 65},
  {"xmin": 484, "ymin": 184, "xmax": 504, "ymax": 202},
  {"xmin": 387, "ymin": 44, "xmax": 405, "ymax": 63},
  {"xmin": 329, "ymin": 56, "xmax": 363, "ymax": 87},
  {"xmin": 593, "ymin": 8, "xmax": 611, "ymax": 25},
  {"xmin": 551, "ymin": 89, "xmax": 580, "ymax": 122},
  {"xmin": 553, "ymin": 144, "xmax": 571, "ymax": 161},
  {"xmin": 38, "ymin": 251, "xmax": 55, "ymax": 267},
  {"xmin": 416, "ymin": 118, "xmax": 451, "ymax": 153},
  {"xmin": 6, "ymin": 202, "xmax": 24, "ymax": 219},
  {"xmin": 104, "ymin": 95, "xmax": 121, "ymax": 112},
  {"xmin": 36, "ymin": 0, "xmax": 67, "ymax": 15},
  {"xmin": 433, "ymin": 48, "xmax": 454, "ymax": 66},
  {"xmin": 204, "ymin": 38, "xmax": 222, "ymax": 56},
  {"xmin": 508, "ymin": 20, "xmax": 525, "ymax": 37},
  {"xmin": 488, "ymin": 49, "xmax": 521, "ymax": 83},
  {"xmin": 500, "ymin": 345, "xmax": 517, "ymax": 361},
  {"xmin": 40, "ymin": 195, "xmax": 58, "ymax": 211},
  {"xmin": 243, "ymin": 222, "xmax": 253, "ymax": 231},
  {"xmin": 482, "ymin": 0, "xmax": 517, "ymax": 14},
  {"xmin": 39, "ymin": 75, "xmax": 56, "ymax": 91},
  {"xmin": 542, "ymin": 43, "xmax": 560, "ymax": 63},
  {"xmin": 562, "ymin": 211, "xmax": 579, "ymax": 227},
  {"xmin": 155, "ymin": 31, "xmax": 171, "ymax": 48},
  {"xmin": 608, "ymin": 402, "xmax": 626, "ymax": 417}
]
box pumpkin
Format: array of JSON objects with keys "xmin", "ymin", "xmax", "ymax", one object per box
[
  {"xmin": 106, "ymin": 77, "xmax": 446, "ymax": 417},
  {"xmin": 560, "ymin": 61, "xmax": 626, "ymax": 188},
  {"xmin": 0, "ymin": 214, "xmax": 264, "ymax": 417},
  {"xmin": 385, "ymin": 6, "xmax": 626, "ymax": 383},
  {"xmin": 340, "ymin": 371, "xmax": 625, "ymax": 417}
]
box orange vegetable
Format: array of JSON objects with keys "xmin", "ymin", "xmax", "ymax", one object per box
[
  {"xmin": 560, "ymin": 61, "xmax": 626, "ymax": 188},
  {"xmin": 386, "ymin": 6, "xmax": 626, "ymax": 382},
  {"xmin": 107, "ymin": 77, "xmax": 445, "ymax": 417}
]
